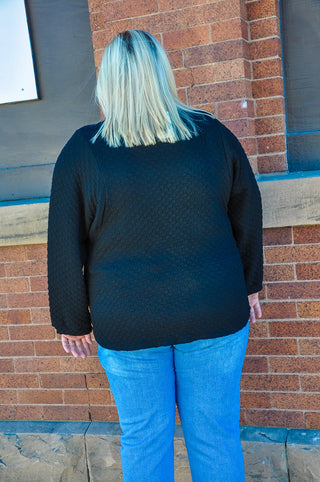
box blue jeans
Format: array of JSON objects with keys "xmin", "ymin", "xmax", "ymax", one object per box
[{"xmin": 98, "ymin": 322, "xmax": 249, "ymax": 482}]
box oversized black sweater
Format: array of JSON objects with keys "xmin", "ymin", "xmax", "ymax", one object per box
[{"xmin": 48, "ymin": 114, "xmax": 263, "ymax": 350}]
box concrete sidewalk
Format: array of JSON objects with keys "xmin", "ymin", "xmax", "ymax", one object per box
[{"xmin": 0, "ymin": 422, "xmax": 320, "ymax": 481}]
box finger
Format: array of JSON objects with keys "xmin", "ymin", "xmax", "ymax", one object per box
[
  {"xmin": 68, "ymin": 341, "xmax": 80, "ymax": 358},
  {"xmin": 61, "ymin": 335, "xmax": 71, "ymax": 353},
  {"xmin": 82, "ymin": 341, "xmax": 91, "ymax": 356},
  {"xmin": 75, "ymin": 339, "xmax": 87, "ymax": 358},
  {"xmin": 250, "ymin": 307, "xmax": 256, "ymax": 324},
  {"xmin": 255, "ymin": 301, "xmax": 262, "ymax": 319},
  {"xmin": 84, "ymin": 334, "xmax": 93, "ymax": 344}
]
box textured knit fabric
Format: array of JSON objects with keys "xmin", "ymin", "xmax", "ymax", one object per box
[{"xmin": 47, "ymin": 113, "xmax": 263, "ymax": 350}]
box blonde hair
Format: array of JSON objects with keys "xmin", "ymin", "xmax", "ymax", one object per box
[{"xmin": 91, "ymin": 30, "xmax": 204, "ymax": 148}]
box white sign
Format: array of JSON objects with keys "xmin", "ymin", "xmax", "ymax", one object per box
[{"xmin": 0, "ymin": 0, "xmax": 38, "ymax": 104}]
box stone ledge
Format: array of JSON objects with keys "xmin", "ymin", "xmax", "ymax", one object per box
[
  {"xmin": 0, "ymin": 422, "xmax": 320, "ymax": 481},
  {"xmin": 1, "ymin": 171, "xmax": 320, "ymax": 246}
]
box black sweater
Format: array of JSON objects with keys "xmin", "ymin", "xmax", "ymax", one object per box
[{"xmin": 48, "ymin": 114, "xmax": 263, "ymax": 350}]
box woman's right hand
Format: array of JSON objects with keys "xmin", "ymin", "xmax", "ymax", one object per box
[{"xmin": 61, "ymin": 333, "xmax": 93, "ymax": 358}]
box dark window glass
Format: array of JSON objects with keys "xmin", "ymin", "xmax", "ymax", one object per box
[
  {"xmin": 281, "ymin": 0, "xmax": 320, "ymax": 171},
  {"xmin": 0, "ymin": 0, "xmax": 99, "ymax": 201}
]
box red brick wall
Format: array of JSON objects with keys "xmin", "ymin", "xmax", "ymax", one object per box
[{"xmin": 0, "ymin": 0, "xmax": 320, "ymax": 428}]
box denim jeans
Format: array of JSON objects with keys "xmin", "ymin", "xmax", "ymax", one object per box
[{"xmin": 98, "ymin": 322, "xmax": 249, "ymax": 482}]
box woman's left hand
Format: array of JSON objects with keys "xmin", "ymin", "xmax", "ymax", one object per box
[
  {"xmin": 248, "ymin": 292, "xmax": 262, "ymax": 324},
  {"xmin": 61, "ymin": 333, "xmax": 93, "ymax": 358}
]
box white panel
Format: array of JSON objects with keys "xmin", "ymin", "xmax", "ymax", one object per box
[{"xmin": 0, "ymin": 0, "xmax": 38, "ymax": 104}]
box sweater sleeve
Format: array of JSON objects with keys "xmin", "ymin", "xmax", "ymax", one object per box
[
  {"xmin": 47, "ymin": 131, "xmax": 92, "ymax": 335},
  {"xmin": 219, "ymin": 121, "xmax": 263, "ymax": 295}
]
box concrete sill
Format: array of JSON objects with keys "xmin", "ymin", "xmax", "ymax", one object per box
[
  {"xmin": 0, "ymin": 422, "xmax": 320, "ymax": 481},
  {"xmin": 1, "ymin": 170, "xmax": 320, "ymax": 246}
]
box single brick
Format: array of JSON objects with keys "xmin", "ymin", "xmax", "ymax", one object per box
[
  {"xmin": 25, "ymin": 244, "xmax": 47, "ymax": 261},
  {"xmin": 184, "ymin": 39, "xmax": 248, "ymax": 67},
  {"xmin": 0, "ymin": 405, "xmax": 42, "ymax": 420},
  {"xmin": 7, "ymin": 292, "xmax": 49, "ymax": 309},
  {"xmin": 296, "ymin": 263, "xmax": 320, "ymax": 281},
  {"xmin": 247, "ymin": 0, "xmax": 279, "ymax": 22},
  {"xmin": 269, "ymin": 320, "xmax": 320, "ymax": 338},
  {"xmin": 63, "ymin": 389, "xmax": 89, "ymax": 405},
  {"xmin": 260, "ymin": 301, "xmax": 297, "ymax": 319},
  {"xmin": 0, "ymin": 359, "xmax": 14, "ymax": 373},
  {"xmin": 0, "ymin": 390, "xmax": 17, "ymax": 404},
  {"xmin": 30, "ymin": 276, "xmax": 48, "ymax": 292},
  {"xmin": 253, "ymin": 78, "xmax": 284, "ymax": 99},
  {"xmin": 163, "ymin": 25, "xmax": 210, "ymax": 50},
  {"xmin": 188, "ymin": 79, "xmax": 250, "ymax": 105},
  {"xmin": 256, "ymin": 97, "xmax": 285, "ymax": 117},
  {"xmin": 17, "ymin": 389, "xmax": 63, "ymax": 405},
  {"xmin": 297, "ymin": 301, "xmax": 320, "ymax": 318},
  {"xmin": 264, "ymin": 264, "xmax": 294, "ymax": 282},
  {"xmin": 249, "ymin": 321, "xmax": 268, "ymax": 339},
  {"xmin": 222, "ymin": 119, "xmax": 255, "ymax": 138},
  {"xmin": 265, "ymin": 246, "xmax": 320, "ymax": 264},
  {"xmin": 298, "ymin": 339, "xmax": 320, "ymax": 356},
  {"xmin": 214, "ymin": 59, "xmax": 250, "ymax": 83},
  {"xmin": 40, "ymin": 373, "xmax": 86, "ymax": 389},
  {"xmin": 167, "ymin": 50, "xmax": 184, "ymax": 69},
  {"xmin": 257, "ymin": 153, "xmax": 287, "ymax": 173},
  {"xmin": 90, "ymin": 405, "xmax": 119, "ymax": 422},
  {"xmin": 249, "ymin": 37, "xmax": 281, "ymax": 60},
  {"xmin": 253, "ymin": 58, "xmax": 282, "ymax": 80},
  {"xmin": 272, "ymin": 393, "xmax": 320, "ymax": 411},
  {"xmin": 0, "ymin": 374, "xmax": 39, "ymax": 389},
  {"xmin": 9, "ymin": 325, "xmax": 55, "ymax": 341},
  {"xmin": 174, "ymin": 69, "xmax": 193, "ymax": 88},
  {"xmin": 35, "ymin": 341, "xmax": 68, "ymax": 357},
  {"xmin": 255, "ymin": 115, "xmax": 285, "ymax": 136},
  {"xmin": 246, "ymin": 338, "xmax": 298, "ymax": 356},
  {"xmin": 257, "ymin": 134, "xmax": 286, "ymax": 154},
  {"xmin": 43, "ymin": 405, "xmax": 90, "ymax": 421},
  {"xmin": 211, "ymin": 18, "xmax": 248, "ymax": 43},
  {"xmin": 300, "ymin": 375, "xmax": 320, "ymax": 393},
  {"xmin": 177, "ymin": 88, "xmax": 187, "ymax": 103},
  {"xmin": 5, "ymin": 260, "xmax": 47, "ymax": 278},
  {"xmin": 15, "ymin": 357, "xmax": 60, "ymax": 373},
  {"xmin": 267, "ymin": 281, "xmax": 320, "ymax": 300},
  {"xmin": 241, "ymin": 374, "xmax": 299, "ymax": 392},
  {"xmin": 60, "ymin": 356, "xmax": 102, "ymax": 374},
  {"xmin": 306, "ymin": 412, "xmax": 320, "ymax": 429},
  {"xmin": 88, "ymin": 389, "xmax": 113, "ymax": 405},
  {"xmin": 242, "ymin": 355, "xmax": 269, "ymax": 373},
  {"xmin": 191, "ymin": 65, "xmax": 214, "ymax": 85},
  {"xmin": 293, "ymin": 225, "xmax": 320, "ymax": 244},
  {"xmin": 217, "ymin": 99, "xmax": 255, "ymax": 121},
  {"xmin": 102, "ymin": 0, "xmax": 158, "ymax": 22},
  {"xmin": 31, "ymin": 307, "xmax": 51, "ymax": 324},
  {"xmin": 238, "ymin": 137, "xmax": 257, "ymax": 156},
  {"xmin": 0, "ymin": 246, "xmax": 26, "ymax": 262},
  {"xmin": 0, "ymin": 309, "xmax": 31, "ymax": 325},
  {"xmin": 86, "ymin": 373, "xmax": 109, "ymax": 389},
  {"xmin": 0, "ymin": 264, "xmax": 5, "ymax": 277},
  {"xmin": 250, "ymin": 17, "xmax": 280, "ymax": 40},
  {"xmin": 240, "ymin": 392, "xmax": 271, "ymax": 409},
  {"xmin": 245, "ymin": 409, "xmax": 305, "ymax": 428},
  {"xmin": 0, "ymin": 341, "xmax": 34, "ymax": 357},
  {"xmin": 269, "ymin": 357, "xmax": 320, "ymax": 374},
  {"xmin": 0, "ymin": 326, "xmax": 9, "ymax": 340}
]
